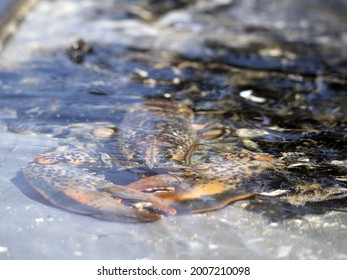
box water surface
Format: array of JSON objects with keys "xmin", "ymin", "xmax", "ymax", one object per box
[{"xmin": 0, "ymin": 0, "xmax": 346, "ymax": 259}]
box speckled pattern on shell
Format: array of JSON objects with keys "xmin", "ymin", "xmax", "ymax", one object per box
[{"xmin": 118, "ymin": 100, "xmax": 196, "ymax": 167}]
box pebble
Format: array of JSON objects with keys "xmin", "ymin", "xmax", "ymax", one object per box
[
  {"xmin": 0, "ymin": 246, "xmax": 8, "ymax": 253},
  {"xmin": 35, "ymin": 217, "xmax": 44, "ymax": 224},
  {"xmin": 240, "ymin": 90, "xmax": 266, "ymax": 103}
]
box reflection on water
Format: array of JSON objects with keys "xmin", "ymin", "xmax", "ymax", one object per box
[{"xmin": 0, "ymin": 0, "xmax": 346, "ymax": 259}]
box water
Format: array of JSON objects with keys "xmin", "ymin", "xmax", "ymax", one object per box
[{"xmin": 0, "ymin": 0, "xmax": 346, "ymax": 259}]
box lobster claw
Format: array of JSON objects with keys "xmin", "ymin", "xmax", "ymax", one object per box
[{"xmin": 23, "ymin": 161, "xmax": 176, "ymax": 222}]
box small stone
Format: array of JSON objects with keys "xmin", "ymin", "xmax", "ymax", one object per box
[
  {"xmin": 35, "ymin": 217, "xmax": 44, "ymax": 224},
  {"xmin": 0, "ymin": 246, "xmax": 8, "ymax": 253},
  {"xmin": 73, "ymin": 251, "xmax": 83, "ymax": 257},
  {"xmin": 240, "ymin": 90, "xmax": 266, "ymax": 103},
  {"xmin": 235, "ymin": 128, "xmax": 269, "ymax": 138}
]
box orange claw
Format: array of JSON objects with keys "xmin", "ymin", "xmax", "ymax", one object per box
[
  {"xmin": 23, "ymin": 161, "xmax": 170, "ymax": 222},
  {"xmin": 151, "ymin": 177, "xmax": 256, "ymax": 214}
]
